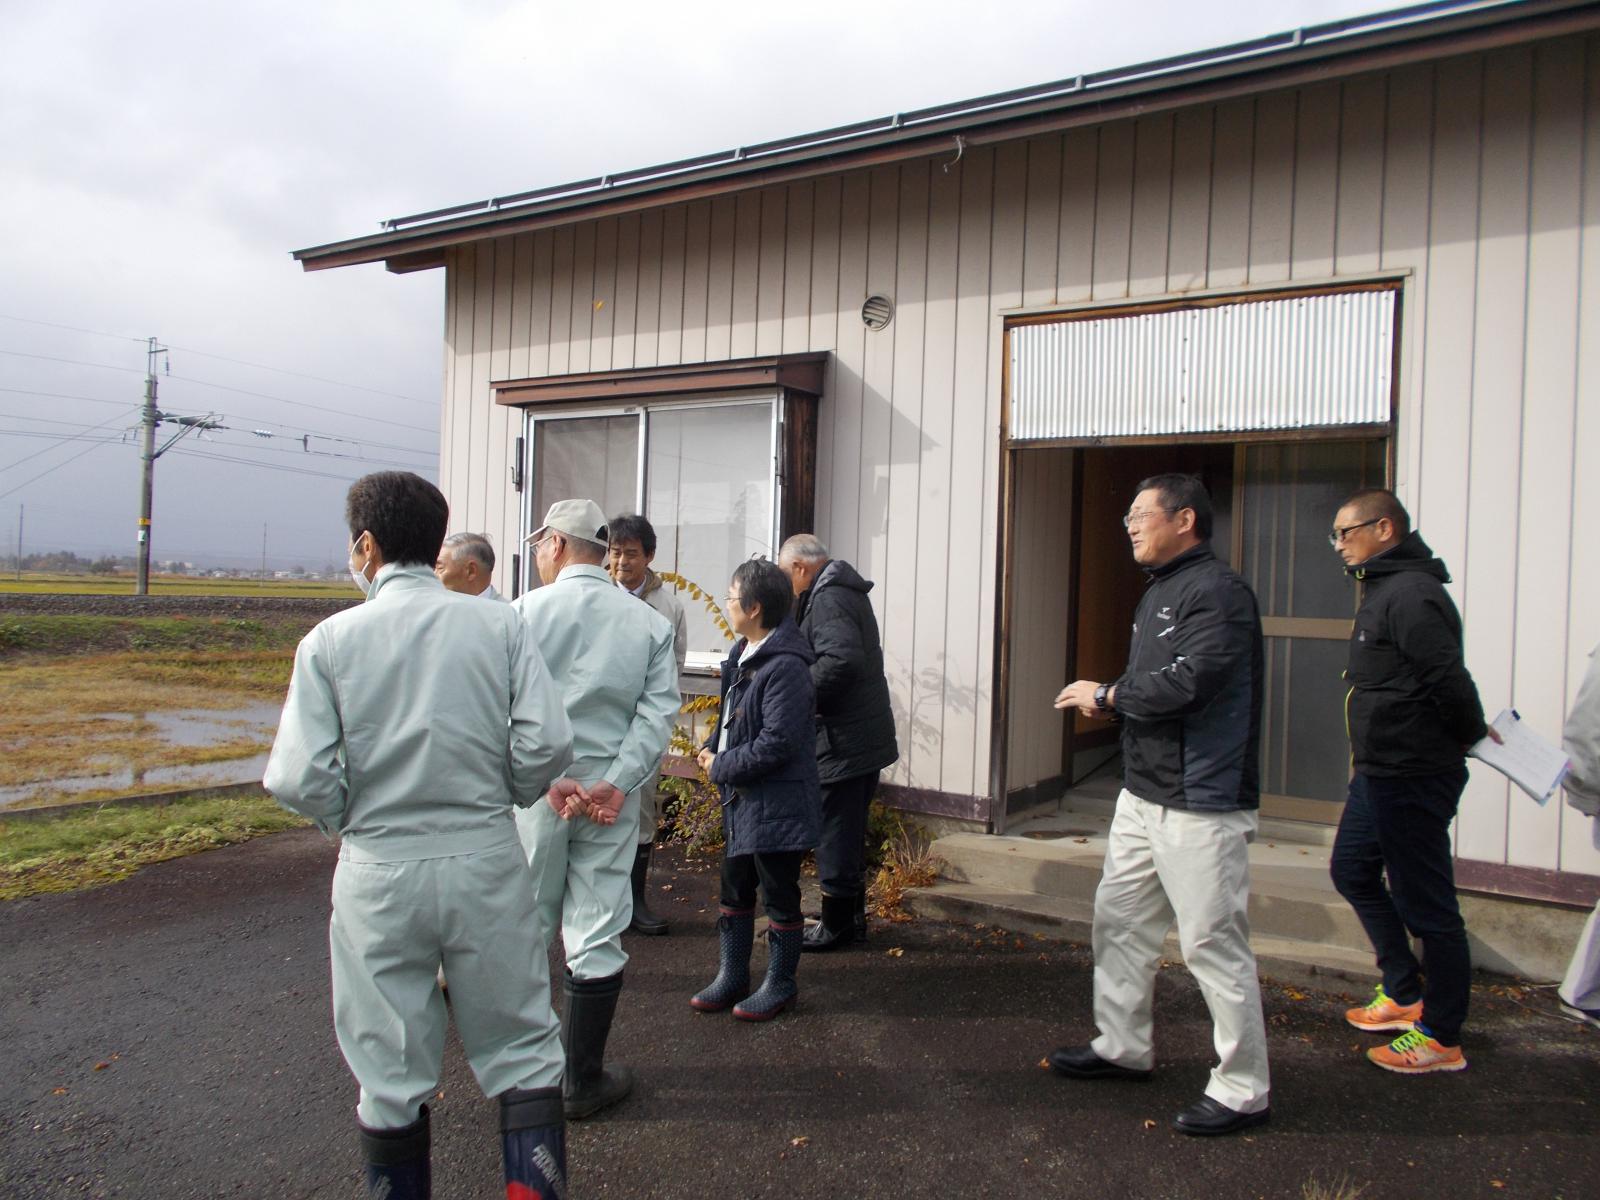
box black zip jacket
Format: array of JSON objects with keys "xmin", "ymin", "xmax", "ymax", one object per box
[
  {"xmin": 794, "ymin": 559, "xmax": 900, "ymax": 784},
  {"xmin": 1113, "ymin": 543, "xmax": 1263, "ymax": 813},
  {"xmin": 1345, "ymin": 531, "xmax": 1487, "ymax": 778}
]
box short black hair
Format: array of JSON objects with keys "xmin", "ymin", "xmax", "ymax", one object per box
[
  {"xmin": 346, "ymin": 472, "xmax": 449, "ymax": 567},
  {"xmin": 1340, "ymin": 488, "xmax": 1411, "ymax": 538},
  {"xmin": 1136, "ymin": 473, "xmax": 1213, "ymax": 540},
  {"xmin": 731, "ymin": 559, "xmax": 792, "ymax": 632},
  {"xmin": 608, "ymin": 513, "xmax": 657, "ymax": 556}
]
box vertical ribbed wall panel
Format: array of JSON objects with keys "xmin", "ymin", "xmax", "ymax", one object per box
[{"xmin": 1009, "ymin": 289, "xmax": 1395, "ymax": 439}]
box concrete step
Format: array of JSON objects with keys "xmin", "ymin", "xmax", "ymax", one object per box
[
  {"xmin": 903, "ymin": 879, "xmax": 1380, "ymax": 993},
  {"xmin": 932, "ymin": 829, "xmax": 1376, "ymax": 956}
]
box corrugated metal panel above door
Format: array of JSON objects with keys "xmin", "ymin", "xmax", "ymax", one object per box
[{"xmin": 1008, "ymin": 289, "xmax": 1396, "ymax": 441}]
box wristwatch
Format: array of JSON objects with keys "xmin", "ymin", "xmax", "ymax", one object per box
[{"xmin": 1093, "ymin": 683, "xmax": 1111, "ymax": 712}]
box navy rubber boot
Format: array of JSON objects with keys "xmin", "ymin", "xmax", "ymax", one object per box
[
  {"xmin": 500, "ymin": 1085, "xmax": 567, "ymax": 1200},
  {"xmin": 853, "ymin": 891, "xmax": 870, "ymax": 944},
  {"xmin": 357, "ymin": 1106, "xmax": 430, "ymax": 1200},
  {"xmin": 802, "ymin": 893, "xmax": 857, "ymax": 953},
  {"xmin": 734, "ymin": 920, "xmax": 804, "ymax": 1021},
  {"xmin": 690, "ymin": 907, "xmax": 755, "ymax": 1012},
  {"xmin": 562, "ymin": 969, "xmax": 633, "ymax": 1120}
]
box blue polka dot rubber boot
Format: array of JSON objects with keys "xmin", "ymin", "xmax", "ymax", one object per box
[
  {"xmin": 733, "ymin": 919, "xmax": 804, "ymax": 1022},
  {"xmin": 690, "ymin": 906, "xmax": 754, "ymax": 1012},
  {"xmin": 357, "ymin": 1105, "xmax": 430, "ymax": 1199}
]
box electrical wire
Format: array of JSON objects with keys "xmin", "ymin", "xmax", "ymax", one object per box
[
  {"xmin": 0, "ymin": 387, "xmax": 437, "ymax": 457},
  {"xmin": 0, "ymin": 347, "xmax": 143, "ymax": 373},
  {"xmin": 0, "ymin": 314, "xmax": 430, "ymax": 408},
  {"xmin": 0, "ymin": 439, "xmax": 116, "ymax": 502},
  {"xmin": 0, "ymin": 407, "xmax": 143, "ymax": 474},
  {"xmin": 167, "ymin": 447, "xmax": 388, "ymax": 482},
  {"xmin": 165, "ymin": 373, "xmax": 437, "ymax": 435}
]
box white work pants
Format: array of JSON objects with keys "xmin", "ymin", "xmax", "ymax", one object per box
[
  {"xmin": 1560, "ymin": 901, "xmax": 1600, "ymax": 1011},
  {"xmin": 329, "ymin": 840, "xmax": 565, "ymax": 1129},
  {"xmin": 517, "ymin": 793, "xmax": 638, "ymax": 979},
  {"xmin": 1090, "ymin": 788, "xmax": 1271, "ymax": 1114},
  {"xmin": 637, "ymin": 774, "xmax": 662, "ymax": 845}
]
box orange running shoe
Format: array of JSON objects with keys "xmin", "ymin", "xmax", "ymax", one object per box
[
  {"xmin": 1345, "ymin": 984, "xmax": 1423, "ymax": 1033},
  {"xmin": 1367, "ymin": 1028, "xmax": 1467, "ymax": 1074}
]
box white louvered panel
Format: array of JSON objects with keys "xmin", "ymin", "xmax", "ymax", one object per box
[{"xmin": 1009, "ymin": 290, "xmax": 1395, "ymax": 440}]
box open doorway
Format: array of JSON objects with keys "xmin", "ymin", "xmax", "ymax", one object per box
[{"xmin": 1004, "ymin": 436, "xmax": 1387, "ymax": 826}]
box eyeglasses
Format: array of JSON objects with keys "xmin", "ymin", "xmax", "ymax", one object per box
[
  {"xmin": 724, "ymin": 594, "xmax": 742, "ymax": 609},
  {"xmin": 1328, "ymin": 518, "xmax": 1381, "ymax": 547},
  {"xmin": 1122, "ymin": 508, "xmax": 1176, "ymax": 529}
]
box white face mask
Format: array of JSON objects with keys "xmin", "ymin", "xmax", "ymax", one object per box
[{"xmin": 348, "ymin": 534, "xmax": 373, "ymax": 597}]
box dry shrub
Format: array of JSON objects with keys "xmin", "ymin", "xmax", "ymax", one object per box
[
  {"xmin": 866, "ymin": 803, "xmax": 940, "ymax": 922},
  {"xmin": 1302, "ymin": 1175, "xmax": 1365, "ymax": 1200}
]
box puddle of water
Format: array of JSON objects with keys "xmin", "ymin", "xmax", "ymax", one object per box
[{"xmin": 0, "ymin": 700, "xmax": 283, "ymax": 810}]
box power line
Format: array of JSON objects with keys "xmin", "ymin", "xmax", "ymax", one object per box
[
  {"xmin": 168, "ymin": 447, "xmax": 384, "ymax": 482},
  {"xmin": 0, "ymin": 314, "xmax": 149, "ymax": 345},
  {"xmin": 0, "ymin": 314, "xmax": 431, "ymax": 408},
  {"xmin": 163, "ymin": 342, "xmax": 434, "ymax": 409},
  {"xmin": 165, "ymin": 372, "xmax": 437, "ymax": 436},
  {"xmin": 0, "ymin": 438, "xmax": 115, "ymax": 502},
  {"xmin": 0, "ymin": 387, "xmax": 437, "ymax": 456},
  {"xmin": 0, "ymin": 406, "xmax": 142, "ymax": 474},
  {"xmin": 0, "ymin": 347, "xmax": 143, "ymax": 373}
]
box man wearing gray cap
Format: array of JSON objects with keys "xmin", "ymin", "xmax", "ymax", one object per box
[{"xmin": 511, "ymin": 499, "xmax": 680, "ymax": 1121}]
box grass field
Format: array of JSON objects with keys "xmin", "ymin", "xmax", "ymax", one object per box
[
  {"xmin": 0, "ymin": 571, "xmax": 358, "ymax": 597},
  {"xmin": 0, "ymin": 790, "xmax": 308, "ymax": 900}
]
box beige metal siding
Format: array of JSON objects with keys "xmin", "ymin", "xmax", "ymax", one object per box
[{"xmin": 437, "ymin": 35, "xmax": 1600, "ymax": 878}]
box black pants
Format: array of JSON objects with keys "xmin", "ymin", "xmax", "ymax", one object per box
[
  {"xmin": 815, "ymin": 772, "xmax": 880, "ymax": 898},
  {"xmin": 722, "ymin": 850, "xmax": 805, "ymax": 925},
  {"xmin": 1330, "ymin": 768, "xmax": 1471, "ymax": 1045}
]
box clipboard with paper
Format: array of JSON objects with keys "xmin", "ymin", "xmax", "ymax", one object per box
[{"xmin": 1468, "ymin": 709, "xmax": 1571, "ymax": 805}]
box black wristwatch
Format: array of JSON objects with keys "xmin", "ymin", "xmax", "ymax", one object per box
[{"xmin": 1093, "ymin": 683, "xmax": 1111, "ymax": 712}]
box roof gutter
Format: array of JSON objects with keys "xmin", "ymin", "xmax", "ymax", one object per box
[{"xmin": 292, "ymin": 0, "xmax": 1600, "ymax": 273}]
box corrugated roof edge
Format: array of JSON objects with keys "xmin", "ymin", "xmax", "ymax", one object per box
[{"xmin": 291, "ymin": 0, "xmax": 1591, "ymax": 270}]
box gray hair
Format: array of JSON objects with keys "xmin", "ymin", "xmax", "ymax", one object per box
[
  {"xmin": 442, "ymin": 532, "xmax": 495, "ymax": 572},
  {"xmin": 779, "ymin": 533, "xmax": 829, "ymax": 564}
]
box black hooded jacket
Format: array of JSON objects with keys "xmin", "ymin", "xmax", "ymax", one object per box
[
  {"xmin": 1345, "ymin": 531, "xmax": 1487, "ymax": 778},
  {"xmin": 794, "ymin": 559, "xmax": 900, "ymax": 784}
]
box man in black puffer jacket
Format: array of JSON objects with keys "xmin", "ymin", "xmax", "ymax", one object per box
[
  {"xmin": 1329, "ymin": 489, "xmax": 1487, "ymax": 1078},
  {"xmin": 1047, "ymin": 474, "xmax": 1271, "ymax": 1139},
  {"xmin": 777, "ymin": 534, "xmax": 900, "ymax": 951}
]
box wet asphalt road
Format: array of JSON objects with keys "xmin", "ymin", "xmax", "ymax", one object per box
[{"xmin": 2, "ymin": 828, "xmax": 1598, "ymax": 1199}]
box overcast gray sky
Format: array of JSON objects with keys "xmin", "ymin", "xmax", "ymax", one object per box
[{"xmin": 0, "ymin": 0, "xmax": 1400, "ymax": 571}]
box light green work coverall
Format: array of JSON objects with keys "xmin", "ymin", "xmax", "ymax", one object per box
[
  {"xmin": 264, "ymin": 563, "xmax": 574, "ymax": 1129},
  {"xmin": 511, "ymin": 563, "xmax": 680, "ymax": 979}
]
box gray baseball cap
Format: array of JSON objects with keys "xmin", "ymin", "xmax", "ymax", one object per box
[{"xmin": 527, "ymin": 498, "xmax": 609, "ymax": 547}]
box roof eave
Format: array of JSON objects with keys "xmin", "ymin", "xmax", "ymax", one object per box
[{"xmin": 292, "ymin": 0, "xmax": 1600, "ymax": 273}]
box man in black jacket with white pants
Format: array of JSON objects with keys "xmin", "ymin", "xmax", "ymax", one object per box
[
  {"xmin": 777, "ymin": 534, "xmax": 899, "ymax": 952},
  {"xmin": 1329, "ymin": 489, "xmax": 1487, "ymax": 1075},
  {"xmin": 1048, "ymin": 474, "xmax": 1271, "ymax": 1138}
]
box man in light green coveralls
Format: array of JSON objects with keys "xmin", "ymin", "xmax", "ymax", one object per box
[
  {"xmin": 265, "ymin": 472, "xmax": 576, "ymax": 1200},
  {"xmin": 512, "ymin": 498, "xmax": 681, "ymax": 1120}
]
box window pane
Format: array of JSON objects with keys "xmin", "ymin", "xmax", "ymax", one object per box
[
  {"xmin": 646, "ymin": 403, "xmax": 772, "ymax": 655},
  {"xmin": 529, "ymin": 415, "xmax": 639, "ymax": 587}
]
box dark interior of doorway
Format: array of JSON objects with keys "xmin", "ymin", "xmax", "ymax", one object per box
[{"xmin": 1065, "ymin": 443, "xmax": 1237, "ymax": 786}]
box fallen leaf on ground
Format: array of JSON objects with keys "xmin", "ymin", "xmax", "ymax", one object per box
[
  {"xmin": 886, "ymin": 947, "xmax": 904, "ymax": 957},
  {"xmin": 1143, "ymin": 1119, "xmax": 1157, "ymax": 1130},
  {"xmin": 52, "ymin": 1087, "xmax": 67, "ymax": 1095},
  {"xmin": 790, "ymin": 1136, "xmax": 810, "ymax": 1148},
  {"xmin": 93, "ymin": 1062, "xmax": 110, "ymax": 1071},
  {"xmin": 1285, "ymin": 989, "xmax": 1306, "ymax": 1001},
  {"xmin": 1038, "ymin": 1058, "xmax": 1050, "ymax": 1069},
  {"xmin": 1073, "ymin": 837, "xmax": 1089, "ymax": 844},
  {"xmin": 1491, "ymin": 1183, "xmax": 1505, "ymax": 1189}
]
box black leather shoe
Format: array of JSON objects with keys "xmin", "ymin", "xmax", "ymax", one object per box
[
  {"xmin": 1047, "ymin": 1045, "xmax": 1153, "ymax": 1081},
  {"xmin": 1172, "ymin": 1096, "xmax": 1270, "ymax": 1137}
]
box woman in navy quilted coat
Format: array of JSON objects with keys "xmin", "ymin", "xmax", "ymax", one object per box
[{"xmin": 691, "ymin": 558, "xmax": 820, "ymax": 1021}]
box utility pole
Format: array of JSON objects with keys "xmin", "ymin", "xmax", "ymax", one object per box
[
  {"xmin": 132, "ymin": 336, "xmax": 219, "ymax": 596},
  {"xmin": 261, "ymin": 523, "xmax": 268, "ymax": 577},
  {"xmin": 14, "ymin": 504, "xmax": 22, "ymax": 581},
  {"xmin": 135, "ymin": 337, "xmax": 168, "ymax": 595}
]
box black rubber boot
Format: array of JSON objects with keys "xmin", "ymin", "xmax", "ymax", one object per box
[
  {"xmin": 690, "ymin": 906, "xmax": 755, "ymax": 1012},
  {"xmin": 734, "ymin": 920, "xmax": 804, "ymax": 1021},
  {"xmin": 500, "ymin": 1085, "xmax": 567, "ymax": 1199},
  {"xmin": 628, "ymin": 844, "xmax": 669, "ymax": 936},
  {"xmin": 802, "ymin": 892, "xmax": 857, "ymax": 953},
  {"xmin": 562, "ymin": 969, "xmax": 633, "ymax": 1120},
  {"xmin": 854, "ymin": 891, "xmax": 869, "ymax": 943},
  {"xmin": 357, "ymin": 1106, "xmax": 430, "ymax": 1200}
]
